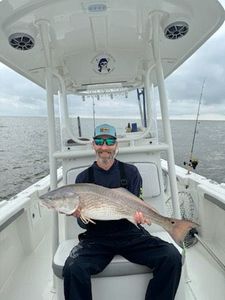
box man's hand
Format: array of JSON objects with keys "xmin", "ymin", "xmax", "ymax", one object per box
[{"xmin": 134, "ymin": 211, "xmax": 151, "ymax": 225}]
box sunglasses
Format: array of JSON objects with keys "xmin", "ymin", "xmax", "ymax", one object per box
[{"xmin": 94, "ymin": 137, "xmax": 117, "ymax": 146}]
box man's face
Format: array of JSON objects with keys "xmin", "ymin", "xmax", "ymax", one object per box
[{"xmin": 93, "ymin": 135, "xmax": 118, "ymax": 165}]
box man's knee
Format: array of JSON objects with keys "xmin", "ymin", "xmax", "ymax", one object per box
[
  {"xmin": 165, "ymin": 244, "xmax": 182, "ymax": 269},
  {"xmin": 63, "ymin": 257, "xmax": 89, "ymax": 280}
]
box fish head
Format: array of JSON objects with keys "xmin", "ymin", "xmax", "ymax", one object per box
[{"xmin": 39, "ymin": 185, "xmax": 80, "ymax": 214}]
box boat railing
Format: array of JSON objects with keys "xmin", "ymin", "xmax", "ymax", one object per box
[{"xmin": 53, "ymin": 143, "xmax": 169, "ymax": 160}]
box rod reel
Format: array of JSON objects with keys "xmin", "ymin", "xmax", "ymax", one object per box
[{"xmin": 183, "ymin": 158, "xmax": 199, "ymax": 171}]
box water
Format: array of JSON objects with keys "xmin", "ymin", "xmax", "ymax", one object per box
[
  {"xmin": 1, "ymin": 116, "xmax": 225, "ymax": 201},
  {"xmin": 169, "ymin": 120, "xmax": 225, "ymax": 184}
]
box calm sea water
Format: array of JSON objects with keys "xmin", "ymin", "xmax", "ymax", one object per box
[{"xmin": 1, "ymin": 116, "xmax": 225, "ymax": 201}]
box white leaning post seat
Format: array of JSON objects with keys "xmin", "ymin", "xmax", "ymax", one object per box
[{"xmin": 53, "ymin": 162, "xmax": 185, "ymax": 300}]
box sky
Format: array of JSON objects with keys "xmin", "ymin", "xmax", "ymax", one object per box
[{"xmin": 1, "ymin": 1, "xmax": 225, "ymax": 120}]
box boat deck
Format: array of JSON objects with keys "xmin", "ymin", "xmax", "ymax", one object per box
[
  {"xmin": 185, "ymin": 242, "xmax": 225, "ymax": 300},
  {"xmin": 3, "ymin": 225, "xmax": 225, "ymax": 300},
  {"xmin": 1, "ymin": 224, "xmax": 56, "ymax": 300}
]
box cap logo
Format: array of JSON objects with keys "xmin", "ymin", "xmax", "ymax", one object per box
[
  {"xmin": 100, "ymin": 127, "xmax": 110, "ymax": 133},
  {"xmin": 94, "ymin": 123, "xmax": 116, "ymax": 138}
]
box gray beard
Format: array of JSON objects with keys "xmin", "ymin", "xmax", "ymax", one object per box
[
  {"xmin": 99, "ymin": 158, "xmax": 113, "ymax": 165},
  {"xmin": 96, "ymin": 149, "xmax": 118, "ymax": 165}
]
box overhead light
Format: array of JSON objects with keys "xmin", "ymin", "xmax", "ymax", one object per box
[{"xmin": 88, "ymin": 3, "xmax": 107, "ymax": 13}]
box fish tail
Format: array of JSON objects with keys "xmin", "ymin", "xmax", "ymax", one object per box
[{"xmin": 167, "ymin": 218, "xmax": 199, "ymax": 247}]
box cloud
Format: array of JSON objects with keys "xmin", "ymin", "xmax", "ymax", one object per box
[
  {"xmin": 1, "ymin": 1, "xmax": 225, "ymax": 119},
  {"xmin": 0, "ymin": 65, "xmax": 47, "ymax": 116}
]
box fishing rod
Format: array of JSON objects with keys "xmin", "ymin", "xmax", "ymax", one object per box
[
  {"xmin": 184, "ymin": 78, "xmax": 206, "ymax": 173},
  {"xmin": 137, "ymin": 88, "xmax": 147, "ymax": 128}
]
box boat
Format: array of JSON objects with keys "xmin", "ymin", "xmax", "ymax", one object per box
[{"xmin": 0, "ymin": 0, "xmax": 225, "ymax": 299}]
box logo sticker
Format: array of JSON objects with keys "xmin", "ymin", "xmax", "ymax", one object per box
[{"xmin": 92, "ymin": 53, "xmax": 115, "ymax": 74}]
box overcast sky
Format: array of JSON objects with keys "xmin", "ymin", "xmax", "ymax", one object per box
[{"xmin": 1, "ymin": 1, "xmax": 225, "ymax": 119}]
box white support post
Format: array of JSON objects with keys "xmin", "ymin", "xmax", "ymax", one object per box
[
  {"xmin": 58, "ymin": 90, "xmax": 65, "ymax": 148},
  {"xmin": 151, "ymin": 12, "xmax": 181, "ymax": 218},
  {"xmin": 46, "ymin": 68, "xmax": 59, "ymax": 257},
  {"xmin": 144, "ymin": 67, "xmax": 153, "ymax": 129},
  {"xmin": 53, "ymin": 71, "xmax": 90, "ymax": 145},
  {"xmin": 57, "ymin": 75, "xmax": 70, "ymax": 143},
  {"xmin": 37, "ymin": 20, "xmax": 59, "ymax": 278},
  {"xmin": 58, "ymin": 86, "xmax": 69, "ymax": 149},
  {"xmin": 45, "ymin": 69, "xmax": 58, "ymax": 190}
]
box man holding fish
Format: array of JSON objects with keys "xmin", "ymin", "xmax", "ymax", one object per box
[{"xmin": 62, "ymin": 124, "xmax": 182, "ymax": 300}]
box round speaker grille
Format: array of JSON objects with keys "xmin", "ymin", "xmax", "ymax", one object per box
[
  {"xmin": 164, "ymin": 22, "xmax": 189, "ymax": 40},
  {"xmin": 8, "ymin": 33, "xmax": 35, "ymax": 50}
]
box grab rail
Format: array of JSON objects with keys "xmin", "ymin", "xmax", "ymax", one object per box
[
  {"xmin": 0, "ymin": 208, "xmax": 24, "ymax": 232},
  {"xmin": 53, "ymin": 143, "xmax": 169, "ymax": 159},
  {"xmin": 204, "ymin": 193, "xmax": 225, "ymax": 211}
]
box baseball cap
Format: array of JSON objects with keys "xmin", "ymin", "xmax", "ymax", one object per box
[{"xmin": 94, "ymin": 124, "xmax": 117, "ymax": 138}]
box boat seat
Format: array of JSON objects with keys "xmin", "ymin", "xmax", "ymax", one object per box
[
  {"xmin": 66, "ymin": 162, "xmax": 161, "ymax": 198},
  {"xmin": 53, "ymin": 240, "xmax": 151, "ymax": 279},
  {"xmin": 53, "ymin": 231, "xmax": 182, "ymax": 279}
]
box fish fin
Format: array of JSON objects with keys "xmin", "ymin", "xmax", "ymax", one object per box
[
  {"xmin": 80, "ymin": 214, "xmax": 96, "ymax": 224},
  {"xmin": 58, "ymin": 204, "xmax": 78, "ymax": 215},
  {"xmin": 65, "ymin": 210, "xmax": 78, "ymax": 215},
  {"xmin": 88, "ymin": 218, "xmax": 96, "ymax": 224},
  {"xmin": 168, "ymin": 218, "xmax": 199, "ymax": 247}
]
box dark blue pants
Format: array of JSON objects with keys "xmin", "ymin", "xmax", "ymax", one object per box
[{"xmin": 63, "ymin": 228, "xmax": 182, "ymax": 300}]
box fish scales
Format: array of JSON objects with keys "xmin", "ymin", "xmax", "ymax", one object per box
[
  {"xmin": 79, "ymin": 191, "xmax": 139, "ymax": 221},
  {"xmin": 39, "ymin": 183, "xmax": 199, "ymax": 246},
  {"xmin": 80, "ymin": 187, "xmax": 162, "ymax": 223},
  {"xmin": 79, "ymin": 191, "xmax": 130, "ymax": 220}
]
